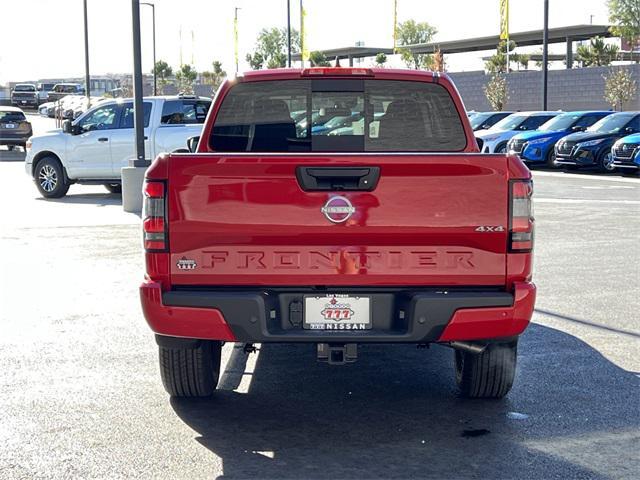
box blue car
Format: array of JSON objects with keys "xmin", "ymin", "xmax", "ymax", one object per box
[
  {"xmin": 611, "ymin": 133, "xmax": 640, "ymax": 173},
  {"xmin": 507, "ymin": 111, "xmax": 612, "ymax": 167}
]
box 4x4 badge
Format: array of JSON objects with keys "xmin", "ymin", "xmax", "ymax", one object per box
[{"xmin": 321, "ymin": 196, "xmax": 355, "ymax": 223}]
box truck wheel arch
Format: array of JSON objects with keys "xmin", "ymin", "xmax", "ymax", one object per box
[{"xmin": 32, "ymin": 151, "xmax": 69, "ymax": 182}]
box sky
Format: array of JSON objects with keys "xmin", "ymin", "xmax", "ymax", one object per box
[{"xmin": 0, "ymin": 0, "xmax": 611, "ymax": 84}]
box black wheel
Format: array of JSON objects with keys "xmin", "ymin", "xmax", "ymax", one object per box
[
  {"xmin": 104, "ymin": 183, "xmax": 122, "ymax": 194},
  {"xmin": 7, "ymin": 145, "xmax": 14, "ymax": 151},
  {"xmin": 545, "ymin": 147, "xmax": 557, "ymax": 168},
  {"xmin": 35, "ymin": 156, "xmax": 70, "ymax": 198},
  {"xmin": 597, "ymin": 149, "xmax": 615, "ymax": 173},
  {"xmin": 159, "ymin": 340, "xmax": 222, "ymax": 397},
  {"xmin": 495, "ymin": 143, "xmax": 507, "ymax": 154},
  {"xmin": 454, "ymin": 340, "xmax": 517, "ymax": 399}
]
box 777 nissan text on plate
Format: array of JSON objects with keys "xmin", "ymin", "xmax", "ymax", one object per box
[{"xmin": 139, "ymin": 67, "xmax": 536, "ymax": 399}]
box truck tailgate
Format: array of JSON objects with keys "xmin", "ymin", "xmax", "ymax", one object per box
[{"xmin": 167, "ymin": 153, "xmax": 509, "ymax": 286}]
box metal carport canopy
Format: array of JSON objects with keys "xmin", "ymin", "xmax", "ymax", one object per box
[
  {"xmin": 405, "ymin": 24, "xmax": 612, "ymax": 54},
  {"xmin": 291, "ymin": 46, "xmax": 394, "ymax": 62}
]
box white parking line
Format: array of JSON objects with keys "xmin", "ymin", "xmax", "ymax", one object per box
[
  {"xmin": 532, "ymin": 171, "xmax": 640, "ymax": 184},
  {"xmin": 535, "ymin": 198, "xmax": 640, "ymax": 205}
]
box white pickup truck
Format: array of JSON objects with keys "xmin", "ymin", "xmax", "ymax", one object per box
[{"xmin": 25, "ymin": 95, "xmax": 211, "ymax": 198}]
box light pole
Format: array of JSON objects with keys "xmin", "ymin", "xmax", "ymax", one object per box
[
  {"xmin": 542, "ymin": 0, "xmax": 549, "ymax": 110},
  {"xmin": 287, "ymin": 0, "xmax": 292, "ymax": 67},
  {"xmin": 131, "ymin": 0, "xmax": 146, "ymax": 167},
  {"xmin": 141, "ymin": 2, "xmax": 156, "ymax": 96},
  {"xmin": 234, "ymin": 7, "xmax": 240, "ymax": 75},
  {"xmin": 83, "ymin": 0, "xmax": 90, "ymax": 106}
]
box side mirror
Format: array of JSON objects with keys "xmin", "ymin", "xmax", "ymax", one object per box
[
  {"xmin": 571, "ymin": 125, "xmax": 586, "ymax": 132},
  {"xmin": 187, "ymin": 135, "xmax": 200, "ymax": 153},
  {"xmin": 62, "ymin": 119, "xmax": 73, "ymax": 134},
  {"xmin": 476, "ymin": 137, "xmax": 484, "ymax": 151}
]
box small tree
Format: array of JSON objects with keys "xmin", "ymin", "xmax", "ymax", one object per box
[
  {"xmin": 375, "ymin": 52, "xmax": 387, "ymax": 67},
  {"xmin": 604, "ymin": 68, "xmax": 637, "ymax": 110},
  {"xmin": 576, "ymin": 37, "xmax": 620, "ymax": 67},
  {"xmin": 153, "ymin": 60, "xmax": 173, "ymax": 94},
  {"xmin": 175, "ymin": 64, "xmax": 197, "ymax": 94},
  {"xmin": 484, "ymin": 74, "xmax": 509, "ymax": 111},
  {"xmin": 608, "ymin": 0, "xmax": 640, "ymax": 50},
  {"xmin": 516, "ymin": 53, "xmax": 530, "ymax": 71},
  {"xmin": 201, "ymin": 61, "xmax": 227, "ymax": 93},
  {"xmin": 245, "ymin": 27, "xmax": 300, "ymax": 70},
  {"xmin": 485, "ymin": 40, "xmax": 517, "ymax": 74},
  {"xmin": 396, "ymin": 20, "xmax": 438, "ymax": 70},
  {"xmin": 309, "ymin": 51, "xmax": 331, "ymax": 67}
]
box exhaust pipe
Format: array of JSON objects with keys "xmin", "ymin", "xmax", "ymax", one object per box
[{"xmin": 449, "ymin": 341, "xmax": 486, "ymax": 354}]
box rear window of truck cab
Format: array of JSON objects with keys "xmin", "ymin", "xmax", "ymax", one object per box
[{"xmin": 209, "ymin": 79, "xmax": 466, "ymax": 152}]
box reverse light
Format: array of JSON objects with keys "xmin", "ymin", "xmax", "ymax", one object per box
[
  {"xmin": 143, "ymin": 180, "xmax": 167, "ymax": 251},
  {"xmin": 509, "ymin": 180, "xmax": 534, "ymax": 253}
]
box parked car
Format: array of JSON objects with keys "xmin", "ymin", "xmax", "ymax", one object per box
[
  {"xmin": 11, "ymin": 84, "xmax": 39, "ymax": 108},
  {"xmin": 611, "ymin": 133, "xmax": 640, "ymax": 173},
  {"xmin": 47, "ymin": 83, "xmax": 85, "ymax": 102},
  {"xmin": 37, "ymin": 82, "xmax": 57, "ymax": 103},
  {"xmin": 475, "ymin": 111, "xmax": 558, "ymax": 153},
  {"xmin": 0, "ymin": 107, "xmax": 32, "ymax": 151},
  {"xmin": 554, "ymin": 112, "xmax": 640, "ymax": 172},
  {"xmin": 38, "ymin": 101, "xmax": 56, "ymax": 118},
  {"xmin": 312, "ymin": 112, "xmax": 363, "ymax": 135},
  {"xmin": 507, "ymin": 111, "xmax": 612, "ymax": 167},
  {"xmin": 469, "ymin": 111, "xmax": 513, "ymax": 131},
  {"xmin": 139, "ymin": 67, "xmax": 536, "ymax": 400},
  {"xmin": 25, "ymin": 95, "xmax": 212, "ymax": 198}
]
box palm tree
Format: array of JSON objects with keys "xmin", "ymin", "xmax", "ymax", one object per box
[{"xmin": 576, "ymin": 37, "xmax": 620, "ymax": 67}]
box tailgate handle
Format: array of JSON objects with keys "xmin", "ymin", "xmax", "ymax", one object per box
[{"xmin": 296, "ymin": 166, "xmax": 380, "ymax": 191}]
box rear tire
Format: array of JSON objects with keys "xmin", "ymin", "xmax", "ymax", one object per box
[
  {"xmin": 35, "ymin": 156, "xmax": 70, "ymax": 198},
  {"xmin": 495, "ymin": 143, "xmax": 507, "ymax": 154},
  {"xmin": 104, "ymin": 183, "xmax": 122, "ymax": 194},
  {"xmin": 159, "ymin": 340, "xmax": 222, "ymax": 397},
  {"xmin": 454, "ymin": 340, "xmax": 517, "ymax": 399}
]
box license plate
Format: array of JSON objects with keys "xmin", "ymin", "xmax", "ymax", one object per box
[
  {"xmin": 303, "ymin": 295, "xmax": 371, "ymax": 330},
  {"xmin": 4, "ymin": 123, "xmax": 16, "ymax": 129},
  {"xmin": 21, "ymin": 100, "xmax": 27, "ymax": 104}
]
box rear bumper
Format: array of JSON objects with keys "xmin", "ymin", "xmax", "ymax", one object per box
[
  {"xmin": 140, "ymin": 281, "xmax": 536, "ymax": 344},
  {"xmin": 0, "ymin": 133, "xmax": 31, "ymax": 145}
]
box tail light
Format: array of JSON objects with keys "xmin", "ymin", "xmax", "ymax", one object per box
[
  {"xmin": 509, "ymin": 180, "xmax": 534, "ymax": 252},
  {"xmin": 143, "ymin": 180, "xmax": 167, "ymax": 251}
]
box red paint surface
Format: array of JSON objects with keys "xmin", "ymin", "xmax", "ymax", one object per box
[
  {"xmin": 140, "ymin": 279, "xmax": 237, "ymax": 341},
  {"xmin": 438, "ymin": 282, "xmax": 536, "ymax": 341}
]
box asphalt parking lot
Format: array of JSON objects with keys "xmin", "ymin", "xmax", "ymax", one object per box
[{"xmin": 0, "ymin": 114, "xmax": 639, "ymax": 479}]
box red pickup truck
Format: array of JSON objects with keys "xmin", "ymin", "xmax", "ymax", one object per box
[{"xmin": 140, "ymin": 68, "xmax": 535, "ymax": 399}]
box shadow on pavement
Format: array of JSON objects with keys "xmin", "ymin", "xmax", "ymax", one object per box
[
  {"xmin": 35, "ymin": 192, "xmax": 122, "ymax": 206},
  {"xmin": 171, "ymin": 323, "xmax": 639, "ymax": 479}
]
